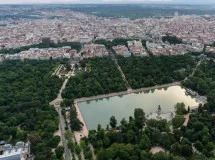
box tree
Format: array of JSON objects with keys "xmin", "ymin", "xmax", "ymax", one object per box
[
  {"xmin": 140, "ymin": 150, "xmax": 152, "ymax": 160},
  {"xmin": 175, "ymin": 103, "xmax": 187, "ymax": 115},
  {"xmin": 172, "ymin": 115, "xmax": 185, "ymax": 128},
  {"xmin": 0, "ymin": 60, "xmax": 65, "ymax": 159},
  {"xmin": 187, "ymin": 106, "xmax": 190, "ymax": 113},
  {"xmin": 8, "ymin": 117, "xmax": 17, "ymax": 126},
  {"xmin": 190, "ymin": 153, "xmax": 207, "ymax": 160},
  {"xmin": 66, "ymin": 62, "xmax": 71, "ymax": 71},
  {"xmin": 80, "ymin": 60, "xmax": 86, "ymax": 69},
  {"xmin": 28, "ymin": 133, "xmax": 41, "ymax": 145},
  {"xmin": 16, "ymin": 129, "xmax": 26, "ymax": 141},
  {"xmin": 120, "ymin": 118, "xmax": 127, "ymax": 126},
  {"xmin": 97, "ymin": 149, "xmax": 109, "ymax": 160},
  {"xmin": 205, "ymin": 142, "xmax": 214, "ymax": 153},
  {"xmin": 139, "ymin": 134, "xmax": 151, "ymax": 150},
  {"xmin": 47, "ymin": 136, "xmax": 60, "ymax": 148},
  {"xmin": 171, "ymin": 142, "xmax": 182, "ymax": 155},
  {"xmin": 103, "ymin": 136, "xmax": 110, "ymax": 148},
  {"xmin": 70, "ymin": 106, "xmax": 83, "ymax": 131},
  {"xmin": 86, "ymin": 63, "xmax": 91, "ymax": 73},
  {"xmin": 151, "ymin": 129, "xmax": 161, "ymax": 144},
  {"xmin": 42, "ymin": 120, "xmax": 57, "ymax": 133},
  {"xmin": 110, "ymin": 116, "xmax": 117, "ymax": 128},
  {"xmin": 75, "ymin": 144, "xmax": 82, "ymax": 155},
  {"xmin": 134, "ymin": 108, "xmax": 145, "ymax": 129},
  {"xmin": 55, "ymin": 146, "xmax": 64, "ymax": 159},
  {"xmin": 84, "ymin": 150, "xmax": 93, "ymax": 160},
  {"xmin": 153, "ymin": 152, "xmax": 170, "ymax": 160},
  {"xmin": 173, "ymin": 129, "xmax": 182, "ymax": 141},
  {"xmin": 194, "ymin": 141, "xmax": 203, "ymax": 152},
  {"xmin": 147, "ymin": 119, "xmax": 158, "ymax": 129},
  {"xmin": 181, "ymin": 144, "xmax": 192, "ymax": 157},
  {"xmin": 68, "ymin": 141, "xmax": 75, "ymax": 152},
  {"xmin": 70, "ymin": 118, "xmax": 83, "ymax": 131}
]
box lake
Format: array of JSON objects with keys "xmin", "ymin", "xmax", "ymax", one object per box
[{"xmin": 78, "ymin": 85, "xmax": 199, "ymax": 130}]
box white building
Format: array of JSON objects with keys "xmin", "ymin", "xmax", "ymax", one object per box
[{"xmin": 0, "ymin": 141, "xmax": 33, "ymax": 160}]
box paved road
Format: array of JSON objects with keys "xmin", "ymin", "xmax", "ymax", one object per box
[
  {"xmin": 57, "ymin": 106, "xmax": 72, "ymax": 160},
  {"xmin": 50, "ymin": 77, "xmax": 72, "ymax": 160}
]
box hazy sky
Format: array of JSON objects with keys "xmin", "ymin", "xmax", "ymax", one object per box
[{"xmin": 0, "ymin": 0, "xmax": 214, "ymax": 4}]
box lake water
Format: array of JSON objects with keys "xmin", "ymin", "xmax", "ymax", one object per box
[{"xmin": 78, "ymin": 86, "xmax": 199, "ymax": 130}]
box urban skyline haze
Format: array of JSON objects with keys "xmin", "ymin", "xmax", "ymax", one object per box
[{"xmin": 0, "ymin": 0, "xmax": 214, "ymax": 4}]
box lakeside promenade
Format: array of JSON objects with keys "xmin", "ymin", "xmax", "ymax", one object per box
[
  {"xmin": 74, "ymin": 82, "xmax": 180, "ymax": 103},
  {"xmin": 74, "ymin": 103, "xmax": 89, "ymax": 143}
]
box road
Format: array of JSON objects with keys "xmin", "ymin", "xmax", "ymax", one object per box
[
  {"xmin": 50, "ymin": 77, "xmax": 72, "ymax": 160},
  {"xmin": 57, "ymin": 106, "xmax": 72, "ymax": 160}
]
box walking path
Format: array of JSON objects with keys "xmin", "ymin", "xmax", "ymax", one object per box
[
  {"xmin": 74, "ymin": 103, "xmax": 88, "ymax": 143},
  {"xmin": 191, "ymin": 59, "xmax": 202, "ymax": 77},
  {"xmin": 114, "ymin": 60, "xmax": 132, "ymax": 90},
  {"xmin": 74, "ymin": 82, "xmax": 180, "ymax": 103},
  {"xmin": 109, "ymin": 49, "xmax": 132, "ymax": 90},
  {"xmin": 183, "ymin": 113, "xmax": 190, "ymax": 126},
  {"xmin": 184, "ymin": 59, "xmax": 202, "ymax": 82},
  {"xmin": 52, "ymin": 64, "xmax": 63, "ymax": 76},
  {"xmin": 49, "ymin": 76, "xmax": 72, "ymax": 160},
  {"xmin": 52, "ymin": 64, "xmax": 61, "ymax": 76}
]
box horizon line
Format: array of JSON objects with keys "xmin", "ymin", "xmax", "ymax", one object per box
[{"xmin": 0, "ymin": 2, "xmax": 215, "ymax": 5}]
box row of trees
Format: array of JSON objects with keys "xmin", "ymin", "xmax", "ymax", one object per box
[
  {"xmin": 117, "ymin": 55, "xmax": 196, "ymax": 89},
  {"xmin": 85, "ymin": 105, "xmax": 214, "ymax": 159},
  {"xmin": 0, "ymin": 42, "xmax": 82, "ymax": 54},
  {"xmin": 62, "ymin": 57, "xmax": 127, "ymax": 105},
  {"xmin": 0, "ymin": 60, "xmax": 63, "ymax": 160},
  {"xmin": 70, "ymin": 105, "xmax": 83, "ymax": 131}
]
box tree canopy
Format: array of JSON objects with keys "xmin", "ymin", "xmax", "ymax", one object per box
[{"xmin": 0, "ymin": 60, "xmax": 63, "ymax": 160}]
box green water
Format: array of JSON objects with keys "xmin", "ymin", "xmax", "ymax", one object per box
[{"xmin": 78, "ymin": 86, "xmax": 199, "ymax": 130}]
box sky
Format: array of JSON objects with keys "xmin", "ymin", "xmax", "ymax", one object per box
[{"xmin": 0, "ymin": 0, "xmax": 214, "ymax": 4}]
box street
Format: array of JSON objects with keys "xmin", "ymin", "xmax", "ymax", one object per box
[{"xmin": 49, "ymin": 77, "xmax": 72, "ymax": 160}]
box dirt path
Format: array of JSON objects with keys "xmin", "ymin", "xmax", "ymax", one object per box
[
  {"xmin": 108, "ymin": 49, "xmax": 132, "ymax": 90},
  {"xmin": 52, "ymin": 64, "xmax": 61, "ymax": 76},
  {"xmin": 183, "ymin": 113, "xmax": 190, "ymax": 126},
  {"xmin": 74, "ymin": 103, "xmax": 88, "ymax": 143}
]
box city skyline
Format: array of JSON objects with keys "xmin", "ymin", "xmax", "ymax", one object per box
[{"xmin": 0, "ymin": 0, "xmax": 215, "ymax": 4}]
